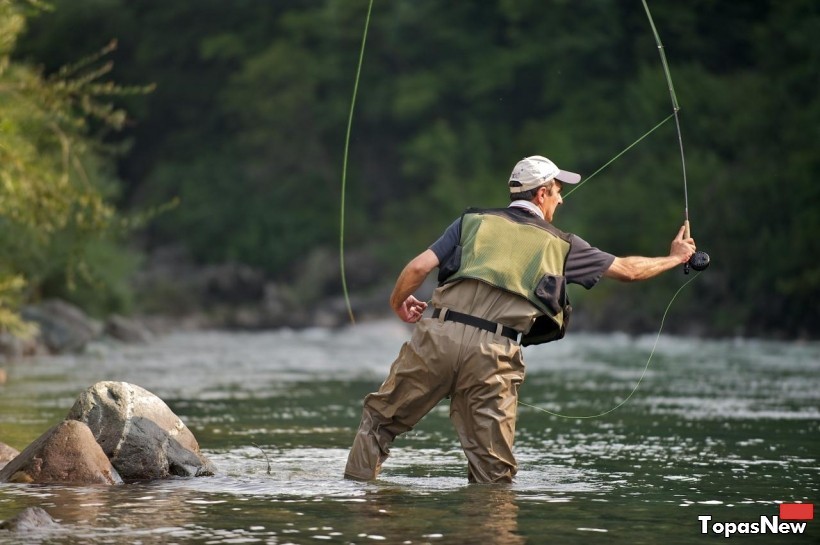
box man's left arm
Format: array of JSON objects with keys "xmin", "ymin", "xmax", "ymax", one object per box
[{"xmin": 389, "ymin": 249, "xmax": 440, "ymax": 323}]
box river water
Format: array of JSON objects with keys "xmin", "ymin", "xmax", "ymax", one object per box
[{"xmin": 0, "ymin": 322, "xmax": 817, "ymax": 544}]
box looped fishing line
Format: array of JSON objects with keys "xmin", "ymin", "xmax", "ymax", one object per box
[
  {"xmin": 339, "ymin": 0, "xmax": 374, "ymax": 325},
  {"xmin": 518, "ymin": 271, "xmax": 700, "ymax": 419}
]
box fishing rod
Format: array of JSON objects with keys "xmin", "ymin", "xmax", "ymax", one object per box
[
  {"xmin": 521, "ymin": 2, "xmax": 712, "ymax": 420},
  {"xmin": 641, "ymin": 0, "xmax": 710, "ymax": 275}
]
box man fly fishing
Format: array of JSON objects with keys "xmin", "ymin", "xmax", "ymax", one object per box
[{"xmin": 344, "ymin": 155, "xmax": 697, "ymax": 483}]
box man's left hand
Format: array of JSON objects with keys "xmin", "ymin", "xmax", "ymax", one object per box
[{"xmin": 396, "ymin": 296, "xmax": 428, "ymax": 323}]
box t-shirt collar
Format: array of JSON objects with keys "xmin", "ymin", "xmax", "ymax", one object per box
[{"xmin": 508, "ymin": 200, "xmax": 544, "ymax": 220}]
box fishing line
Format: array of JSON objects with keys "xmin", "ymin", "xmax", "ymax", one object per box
[
  {"xmin": 561, "ymin": 113, "xmax": 674, "ymax": 201},
  {"xmin": 340, "ymin": 0, "xmax": 374, "ymax": 325},
  {"xmin": 339, "ymin": 2, "xmax": 708, "ymax": 418},
  {"xmin": 641, "ymin": 0, "xmax": 688, "ymax": 224},
  {"xmin": 251, "ymin": 442, "xmax": 272, "ymax": 475}
]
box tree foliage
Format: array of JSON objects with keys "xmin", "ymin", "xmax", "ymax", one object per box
[
  {"xmin": 13, "ymin": 0, "xmax": 820, "ymax": 338},
  {"xmin": 0, "ymin": 0, "xmax": 150, "ymax": 334}
]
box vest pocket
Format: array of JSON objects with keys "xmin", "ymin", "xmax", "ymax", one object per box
[
  {"xmin": 437, "ymin": 245, "xmax": 462, "ymax": 284},
  {"xmin": 522, "ymin": 275, "xmax": 572, "ymax": 346},
  {"xmin": 534, "ymin": 274, "xmax": 567, "ymax": 315}
]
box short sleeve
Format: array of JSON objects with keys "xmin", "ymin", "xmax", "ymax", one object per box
[
  {"xmin": 429, "ymin": 218, "xmax": 461, "ymax": 264},
  {"xmin": 565, "ymin": 234, "xmax": 616, "ymax": 289}
]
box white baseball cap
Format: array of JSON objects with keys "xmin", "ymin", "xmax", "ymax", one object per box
[{"xmin": 508, "ymin": 155, "xmax": 581, "ymax": 193}]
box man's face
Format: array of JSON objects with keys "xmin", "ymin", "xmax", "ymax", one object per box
[{"xmin": 542, "ymin": 181, "xmax": 563, "ymax": 222}]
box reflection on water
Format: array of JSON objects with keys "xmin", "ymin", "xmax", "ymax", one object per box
[{"xmin": 0, "ymin": 326, "xmax": 818, "ymax": 544}]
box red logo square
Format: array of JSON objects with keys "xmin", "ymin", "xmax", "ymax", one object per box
[{"xmin": 780, "ymin": 503, "xmax": 814, "ymax": 520}]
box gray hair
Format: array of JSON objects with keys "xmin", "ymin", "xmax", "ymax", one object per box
[{"xmin": 509, "ymin": 178, "xmax": 556, "ymax": 202}]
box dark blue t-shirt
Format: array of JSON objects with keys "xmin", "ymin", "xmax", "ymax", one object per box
[{"xmin": 429, "ymin": 209, "xmax": 615, "ymax": 290}]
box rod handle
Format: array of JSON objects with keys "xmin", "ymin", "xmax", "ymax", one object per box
[{"xmin": 683, "ymin": 220, "xmax": 691, "ymax": 274}]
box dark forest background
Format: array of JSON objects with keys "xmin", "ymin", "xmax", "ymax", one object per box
[{"xmin": 4, "ymin": 0, "xmax": 819, "ymax": 339}]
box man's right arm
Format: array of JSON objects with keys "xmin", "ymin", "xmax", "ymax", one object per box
[{"xmin": 604, "ymin": 225, "xmax": 696, "ymax": 282}]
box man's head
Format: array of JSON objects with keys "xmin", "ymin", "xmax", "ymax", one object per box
[
  {"xmin": 508, "ymin": 155, "xmax": 581, "ymax": 196},
  {"xmin": 508, "ymin": 155, "xmax": 581, "ymax": 221}
]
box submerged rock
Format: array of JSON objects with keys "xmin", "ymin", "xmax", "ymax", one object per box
[
  {"xmin": 0, "ymin": 507, "xmax": 59, "ymax": 532},
  {"xmin": 0, "ymin": 420, "xmax": 122, "ymax": 485},
  {"xmin": 66, "ymin": 381, "xmax": 216, "ymax": 481},
  {"xmin": 0, "ymin": 442, "xmax": 19, "ymax": 466}
]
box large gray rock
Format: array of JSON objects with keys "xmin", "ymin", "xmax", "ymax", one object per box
[
  {"xmin": 0, "ymin": 507, "xmax": 59, "ymax": 532},
  {"xmin": 66, "ymin": 381, "xmax": 216, "ymax": 481},
  {"xmin": 21, "ymin": 299, "xmax": 102, "ymax": 353},
  {"xmin": 0, "ymin": 420, "xmax": 122, "ymax": 484}
]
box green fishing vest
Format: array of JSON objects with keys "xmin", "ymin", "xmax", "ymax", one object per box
[{"xmin": 438, "ymin": 207, "xmax": 573, "ymax": 345}]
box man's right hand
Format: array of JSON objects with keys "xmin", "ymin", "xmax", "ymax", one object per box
[
  {"xmin": 605, "ymin": 225, "xmax": 698, "ymax": 282},
  {"xmin": 670, "ymin": 224, "xmax": 696, "ymax": 264}
]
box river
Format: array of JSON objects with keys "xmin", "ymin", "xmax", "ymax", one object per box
[{"xmin": 0, "ymin": 322, "xmax": 817, "ymax": 544}]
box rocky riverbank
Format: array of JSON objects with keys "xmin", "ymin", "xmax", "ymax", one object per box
[
  {"xmin": 0, "ymin": 244, "xmax": 409, "ymax": 361},
  {"xmin": 130, "ymin": 244, "xmax": 398, "ymax": 331},
  {"xmin": 0, "ymin": 299, "xmax": 153, "ymax": 361}
]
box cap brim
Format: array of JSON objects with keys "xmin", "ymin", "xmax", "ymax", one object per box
[{"xmin": 556, "ymin": 169, "xmax": 581, "ymax": 184}]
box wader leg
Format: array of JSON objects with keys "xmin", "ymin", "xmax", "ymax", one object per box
[
  {"xmin": 345, "ymin": 327, "xmax": 453, "ymax": 480},
  {"xmin": 450, "ymin": 342, "xmax": 524, "ymax": 483},
  {"xmin": 344, "ymin": 409, "xmax": 393, "ymax": 481}
]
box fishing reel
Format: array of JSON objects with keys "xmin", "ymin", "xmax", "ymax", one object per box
[
  {"xmin": 685, "ymin": 250, "xmax": 710, "ymax": 274},
  {"xmin": 682, "ymin": 221, "xmax": 709, "ymax": 274}
]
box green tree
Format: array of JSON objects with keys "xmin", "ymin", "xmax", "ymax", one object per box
[{"xmin": 0, "ymin": 0, "xmax": 149, "ymax": 334}]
